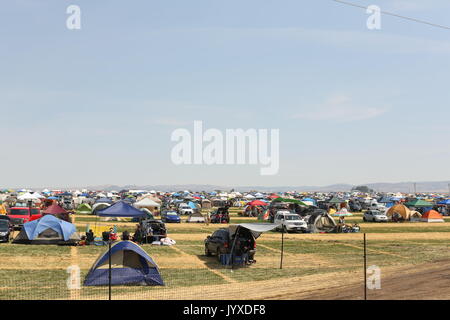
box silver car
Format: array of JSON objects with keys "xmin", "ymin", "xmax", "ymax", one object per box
[
  {"xmin": 274, "ymin": 211, "xmax": 308, "ymax": 233},
  {"xmin": 363, "ymin": 210, "xmax": 388, "ymax": 222}
]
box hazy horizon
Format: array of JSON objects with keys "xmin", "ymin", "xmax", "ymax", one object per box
[{"xmin": 3, "ymin": 180, "xmax": 450, "ymax": 194}]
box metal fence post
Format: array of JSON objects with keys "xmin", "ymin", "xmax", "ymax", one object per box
[
  {"xmin": 280, "ymin": 225, "xmax": 284, "ymax": 269},
  {"xmin": 109, "ymin": 240, "xmax": 112, "ymax": 300},
  {"xmin": 364, "ymin": 233, "xmax": 367, "ymax": 300}
]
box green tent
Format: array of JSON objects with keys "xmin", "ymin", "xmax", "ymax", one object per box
[
  {"xmin": 272, "ymin": 197, "xmax": 308, "ymax": 206},
  {"xmin": 405, "ymin": 199, "xmax": 433, "ymax": 208},
  {"xmin": 328, "ymin": 197, "xmax": 343, "ymax": 204},
  {"xmin": 76, "ymin": 203, "xmax": 92, "ymax": 214}
]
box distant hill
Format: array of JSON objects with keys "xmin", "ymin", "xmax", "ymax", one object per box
[
  {"xmin": 82, "ymin": 181, "xmax": 450, "ymax": 193},
  {"xmin": 14, "ymin": 180, "xmax": 450, "ymax": 193}
]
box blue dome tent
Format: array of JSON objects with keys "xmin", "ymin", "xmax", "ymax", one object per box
[
  {"xmin": 187, "ymin": 201, "xmax": 197, "ymax": 209},
  {"xmin": 13, "ymin": 215, "xmax": 80, "ymax": 245},
  {"xmin": 84, "ymin": 241, "xmax": 164, "ymax": 286}
]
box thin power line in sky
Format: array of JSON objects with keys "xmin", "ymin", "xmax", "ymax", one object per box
[{"xmin": 332, "ymin": 0, "xmax": 450, "ymax": 30}]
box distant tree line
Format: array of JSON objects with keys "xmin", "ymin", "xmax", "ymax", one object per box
[{"xmin": 351, "ymin": 185, "xmax": 374, "ymax": 193}]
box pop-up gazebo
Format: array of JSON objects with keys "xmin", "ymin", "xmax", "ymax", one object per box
[
  {"xmin": 227, "ymin": 223, "xmax": 281, "ymax": 268},
  {"xmin": 97, "ymin": 201, "xmax": 147, "ymax": 218}
]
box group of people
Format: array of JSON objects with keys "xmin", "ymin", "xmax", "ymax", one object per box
[
  {"xmin": 336, "ymin": 215, "xmax": 360, "ymax": 233},
  {"xmin": 78, "ymin": 227, "xmax": 124, "ymax": 246}
]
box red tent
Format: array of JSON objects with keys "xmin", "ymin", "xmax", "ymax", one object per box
[
  {"xmin": 246, "ymin": 200, "xmax": 267, "ymax": 206},
  {"xmin": 42, "ymin": 203, "xmax": 71, "ymax": 222},
  {"xmin": 43, "ymin": 204, "xmax": 67, "ymax": 215}
]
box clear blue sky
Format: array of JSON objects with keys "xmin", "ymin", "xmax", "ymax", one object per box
[{"xmin": 1, "ymin": 0, "xmax": 450, "ymax": 188}]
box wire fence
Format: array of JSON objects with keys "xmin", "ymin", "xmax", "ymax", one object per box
[{"xmin": 1, "ymin": 232, "xmax": 450, "ymax": 300}]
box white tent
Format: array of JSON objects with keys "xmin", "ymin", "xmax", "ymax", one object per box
[
  {"xmin": 134, "ymin": 198, "xmax": 161, "ymax": 208},
  {"xmin": 18, "ymin": 192, "xmax": 40, "ymax": 201},
  {"xmin": 32, "ymin": 192, "xmax": 45, "ymax": 199}
]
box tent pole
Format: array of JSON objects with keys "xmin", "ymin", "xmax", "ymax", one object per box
[
  {"xmin": 229, "ymin": 226, "xmax": 240, "ymax": 271},
  {"xmin": 108, "ymin": 240, "xmax": 112, "ymax": 300},
  {"xmin": 94, "ymin": 211, "xmax": 98, "ymax": 238},
  {"xmin": 280, "ymin": 225, "xmax": 284, "ymax": 269}
]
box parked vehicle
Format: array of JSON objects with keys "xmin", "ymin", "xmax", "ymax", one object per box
[
  {"xmin": 369, "ymin": 203, "xmax": 387, "ymax": 212},
  {"xmin": 133, "ymin": 218, "xmax": 167, "ymax": 243},
  {"xmin": 204, "ymin": 227, "xmax": 256, "ymax": 263},
  {"xmin": 177, "ymin": 203, "xmax": 194, "ymax": 215},
  {"xmin": 161, "ymin": 210, "xmax": 181, "ymax": 223},
  {"xmin": 7, "ymin": 207, "xmax": 41, "ymax": 229},
  {"xmin": 210, "ymin": 207, "xmax": 230, "ymax": 224},
  {"xmin": 274, "ymin": 211, "xmax": 308, "ymax": 233},
  {"xmin": 0, "ymin": 216, "xmax": 11, "ymax": 242},
  {"xmin": 363, "ymin": 210, "xmax": 388, "ymax": 222},
  {"xmin": 348, "ymin": 200, "xmax": 362, "ymax": 212}
]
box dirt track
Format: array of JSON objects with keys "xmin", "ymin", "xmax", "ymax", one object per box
[{"xmin": 274, "ymin": 259, "xmax": 450, "ymax": 300}]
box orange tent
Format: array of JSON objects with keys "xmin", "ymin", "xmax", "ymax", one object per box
[
  {"xmin": 420, "ymin": 210, "xmax": 444, "ymax": 222},
  {"xmin": 386, "ymin": 204, "xmax": 409, "ymax": 220}
]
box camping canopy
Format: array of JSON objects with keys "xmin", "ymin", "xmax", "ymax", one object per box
[
  {"xmin": 17, "ymin": 193, "xmax": 40, "ymax": 201},
  {"xmin": 246, "ymin": 200, "xmax": 267, "ymax": 206},
  {"xmin": 229, "ymin": 223, "xmax": 279, "ymax": 239},
  {"xmin": 84, "ymin": 241, "xmax": 164, "ymax": 286},
  {"xmin": 405, "ymin": 199, "xmax": 433, "ymax": 208},
  {"xmin": 328, "ymin": 197, "xmax": 343, "ymax": 204},
  {"xmin": 134, "ymin": 198, "xmax": 161, "ymax": 208},
  {"xmin": 437, "ymin": 199, "xmax": 450, "ymax": 205},
  {"xmin": 97, "ymin": 201, "xmax": 146, "ymax": 218},
  {"xmin": 272, "ymin": 198, "xmax": 308, "ymax": 206}
]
